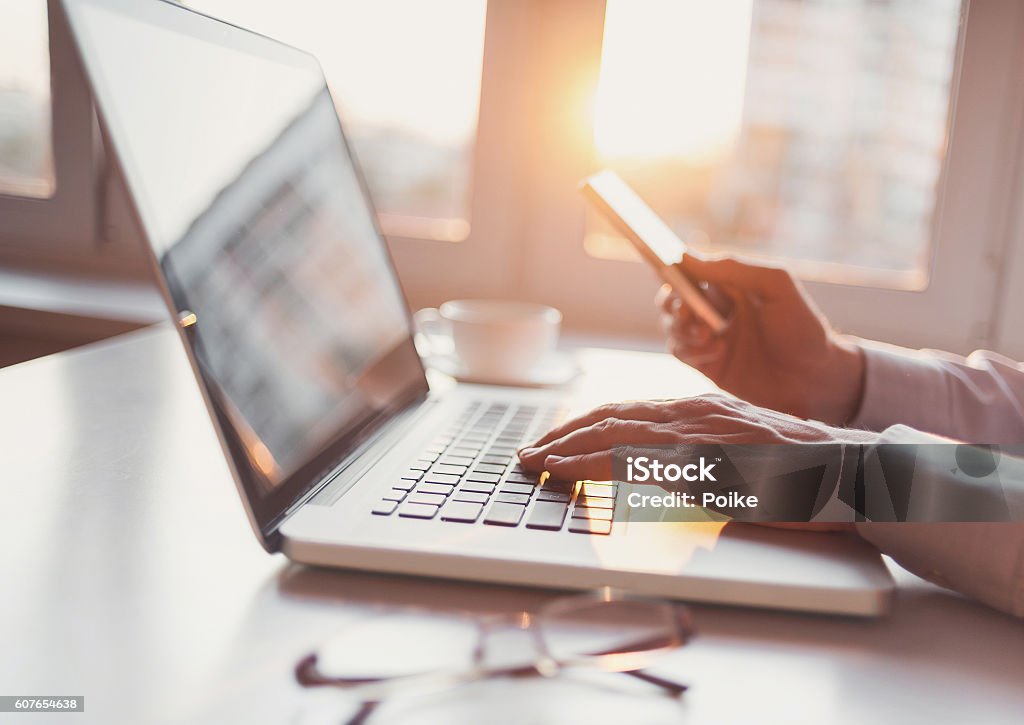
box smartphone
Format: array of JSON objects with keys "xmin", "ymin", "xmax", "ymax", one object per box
[{"xmin": 580, "ymin": 170, "xmax": 730, "ymax": 334}]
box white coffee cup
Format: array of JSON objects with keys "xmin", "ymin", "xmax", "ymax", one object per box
[{"xmin": 414, "ymin": 300, "xmax": 562, "ymax": 380}]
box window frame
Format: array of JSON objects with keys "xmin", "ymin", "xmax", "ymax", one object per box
[
  {"xmin": 383, "ymin": 0, "xmax": 543, "ymax": 307},
  {"xmin": 0, "ymin": 0, "xmax": 102, "ymax": 267},
  {"xmin": 800, "ymin": 0, "xmax": 1024, "ymax": 354}
]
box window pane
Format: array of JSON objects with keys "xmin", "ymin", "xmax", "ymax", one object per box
[
  {"xmin": 0, "ymin": 0, "xmax": 54, "ymax": 198},
  {"xmin": 590, "ymin": 0, "xmax": 962, "ymax": 285},
  {"xmin": 189, "ymin": 0, "xmax": 486, "ymax": 241}
]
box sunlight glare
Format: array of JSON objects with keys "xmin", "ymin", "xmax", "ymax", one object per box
[{"xmin": 593, "ymin": 0, "xmax": 753, "ymax": 163}]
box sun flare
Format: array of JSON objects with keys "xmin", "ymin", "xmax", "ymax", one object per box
[{"xmin": 593, "ymin": 0, "xmax": 753, "ymax": 163}]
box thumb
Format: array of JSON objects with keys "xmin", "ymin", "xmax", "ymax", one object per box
[{"xmin": 680, "ymin": 254, "xmax": 796, "ymax": 300}]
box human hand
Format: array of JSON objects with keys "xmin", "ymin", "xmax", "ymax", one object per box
[
  {"xmin": 518, "ymin": 394, "xmax": 877, "ymax": 481},
  {"xmin": 657, "ymin": 255, "xmax": 865, "ymax": 425}
]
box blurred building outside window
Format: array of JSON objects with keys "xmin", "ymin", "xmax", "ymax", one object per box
[{"xmin": 589, "ymin": 0, "xmax": 962, "ymax": 288}]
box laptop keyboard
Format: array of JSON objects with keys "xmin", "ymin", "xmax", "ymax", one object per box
[{"xmin": 371, "ymin": 401, "xmax": 617, "ymax": 535}]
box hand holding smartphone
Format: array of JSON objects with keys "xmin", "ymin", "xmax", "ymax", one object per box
[{"xmin": 580, "ymin": 170, "xmax": 731, "ymax": 334}]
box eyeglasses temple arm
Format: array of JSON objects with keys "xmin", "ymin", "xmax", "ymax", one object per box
[
  {"xmin": 343, "ymin": 700, "xmax": 380, "ymax": 725},
  {"xmin": 620, "ymin": 668, "xmax": 688, "ymax": 697}
]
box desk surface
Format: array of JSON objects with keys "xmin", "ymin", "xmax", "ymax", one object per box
[{"xmin": 1, "ymin": 326, "xmax": 1022, "ymax": 724}]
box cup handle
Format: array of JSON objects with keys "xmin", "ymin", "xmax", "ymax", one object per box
[{"xmin": 413, "ymin": 307, "xmax": 449, "ymax": 359}]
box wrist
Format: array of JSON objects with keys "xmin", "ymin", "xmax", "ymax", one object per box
[{"xmin": 821, "ymin": 337, "xmax": 866, "ymax": 425}]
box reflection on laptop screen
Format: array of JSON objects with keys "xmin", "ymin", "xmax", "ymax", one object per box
[{"xmin": 71, "ymin": 0, "xmax": 427, "ymax": 529}]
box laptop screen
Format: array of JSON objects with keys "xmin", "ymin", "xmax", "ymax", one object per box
[{"xmin": 64, "ymin": 0, "xmax": 429, "ymax": 540}]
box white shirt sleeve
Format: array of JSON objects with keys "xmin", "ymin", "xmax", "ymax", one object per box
[
  {"xmin": 853, "ymin": 339, "xmax": 1024, "ymax": 442},
  {"xmin": 846, "ymin": 340, "xmax": 1024, "ymax": 617}
]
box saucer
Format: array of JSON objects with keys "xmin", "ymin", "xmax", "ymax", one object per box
[{"xmin": 425, "ymin": 351, "xmax": 581, "ymax": 388}]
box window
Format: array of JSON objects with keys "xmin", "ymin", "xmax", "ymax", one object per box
[
  {"xmin": 588, "ymin": 0, "xmax": 963, "ymax": 288},
  {"xmin": 0, "ymin": 0, "xmax": 54, "ymax": 198},
  {"xmin": 187, "ymin": 0, "xmax": 487, "ymax": 242}
]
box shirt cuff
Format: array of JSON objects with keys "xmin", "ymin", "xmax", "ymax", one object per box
[
  {"xmin": 855, "ymin": 522, "xmax": 1024, "ymax": 618},
  {"xmin": 851, "ymin": 340, "xmax": 952, "ymax": 433}
]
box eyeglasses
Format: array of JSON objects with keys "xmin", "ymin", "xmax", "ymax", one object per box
[{"xmin": 295, "ymin": 588, "xmax": 693, "ymax": 724}]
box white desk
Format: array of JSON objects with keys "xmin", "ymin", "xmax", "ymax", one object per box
[{"xmin": 1, "ymin": 326, "xmax": 1022, "ymax": 724}]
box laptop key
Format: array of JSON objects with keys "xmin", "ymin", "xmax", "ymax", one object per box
[
  {"xmin": 495, "ymin": 492, "xmax": 531, "ymax": 505},
  {"xmin": 488, "ymin": 446, "xmax": 516, "ymax": 456},
  {"xmin": 383, "ymin": 488, "xmax": 409, "ymax": 502},
  {"xmin": 417, "ymin": 482, "xmax": 455, "ymax": 496},
  {"xmin": 403, "ymin": 469, "xmax": 425, "ymax": 481},
  {"xmin": 541, "ymin": 478, "xmax": 574, "ymax": 493},
  {"xmin": 408, "ymin": 492, "xmax": 447, "ymax": 506},
  {"xmin": 452, "ymin": 490, "xmax": 489, "ymax": 504},
  {"xmin": 440, "ymin": 455, "xmax": 475, "ymax": 467},
  {"xmin": 394, "ymin": 479, "xmax": 417, "ymax": 491},
  {"xmin": 465, "ymin": 471, "xmax": 501, "ymax": 484},
  {"xmin": 572, "ymin": 506, "xmax": 613, "ymax": 520},
  {"xmin": 460, "ymin": 481, "xmax": 496, "ymax": 494},
  {"xmin": 525, "ymin": 500, "xmax": 569, "ymax": 530},
  {"xmin": 398, "ymin": 502, "xmax": 440, "ymax": 519},
  {"xmin": 440, "ymin": 501, "xmax": 485, "ymax": 523},
  {"xmin": 500, "ymin": 483, "xmax": 536, "ymax": 496},
  {"xmin": 483, "ymin": 502, "xmax": 526, "ymax": 527},
  {"xmin": 474, "ymin": 463, "xmax": 505, "ymax": 474},
  {"xmin": 568, "ymin": 518, "xmax": 613, "ymax": 535},
  {"xmin": 423, "ymin": 473, "xmax": 460, "ymax": 486},
  {"xmin": 372, "ymin": 500, "xmax": 399, "ymax": 516},
  {"xmin": 481, "ymin": 455, "xmax": 513, "ymax": 466},
  {"xmin": 449, "ymin": 447, "xmax": 481, "ymax": 458},
  {"xmin": 536, "ymin": 490, "xmax": 571, "ymax": 503},
  {"xmin": 409, "ymin": 459, "xmax": 433, "ymax": 472},
  {"xmin": 432, "ymin": 464, "xmax": 468, "ymax": 476},
  {"xmin": 581, "ymin": 483, "xmax": 616, "ymax": 499},
  {"xmin": 575, "ymin": 495, "xmax": 614, "ymax": 510}
]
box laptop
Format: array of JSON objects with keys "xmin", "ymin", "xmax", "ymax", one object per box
[{"xmin": 61, "ymin": 0, "xmax": 893, "ymax": 616}]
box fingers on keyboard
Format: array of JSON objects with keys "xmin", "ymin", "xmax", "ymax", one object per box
[{"xmin": 373, "ymin": 403, "xmax": 613, "ymax": 534}]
